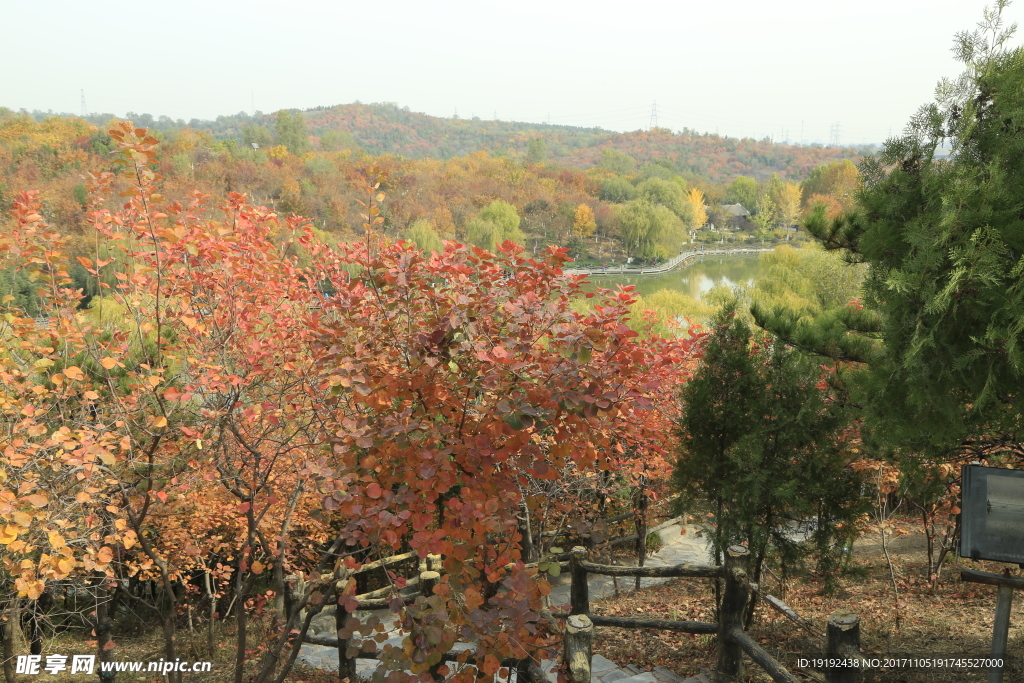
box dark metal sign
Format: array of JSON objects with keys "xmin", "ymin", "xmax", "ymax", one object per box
[{"xmin": 960, "ymin": 465, "xmax": 1024, "ymax": 565}]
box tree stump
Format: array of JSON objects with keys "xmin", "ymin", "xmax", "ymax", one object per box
[
  {"xmin": 716, "ymin": 545, "xmax": 749, "ymax": 682},
  {"xmin": 825, "ymin": 611, "xmax": 863, "ymax": 683},
  {"xmin": 564, "ymin": 614, "xmax": 594, "ymax": 683}
]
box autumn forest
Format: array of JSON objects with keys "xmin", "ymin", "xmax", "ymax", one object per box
[{"xmin": 2, "ymin": 7, "xmax": 1024, "ymax": 679}]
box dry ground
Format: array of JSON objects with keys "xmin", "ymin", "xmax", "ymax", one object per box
[
  {"xmin": 8, "ymin": 618, "xmax": 340, "ymax": 683},
  {"xmin": 14, "ymin": 525, "xmax": 1022, "ymax": 682},
  {"xmin": 591, "ymin": 527, "xmax": 1024, "ymax": 682}
]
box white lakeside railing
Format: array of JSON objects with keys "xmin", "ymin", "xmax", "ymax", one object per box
[{"xmin": 561, "ymin": 246, "xmax": 774, "ymax": 277}]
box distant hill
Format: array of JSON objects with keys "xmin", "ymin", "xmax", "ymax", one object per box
[
  {"xmin": 295, "ymin": 103, "xmax": 868, "ymax": 183},
  {"xmin": 18, "ymin": 102, "xmax": 869, "ymax": 183}
]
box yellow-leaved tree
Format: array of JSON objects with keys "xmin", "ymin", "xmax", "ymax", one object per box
[
  {"xmin": 572, "ymin": 204, "xmax": 597, "ymax": 238},
  {"xmin": 686, "ymin": 188, "xmax": 708, "ymax": 230},
  {"xmin": 772, "ymin": 180, "xmax": 802, "ymax": 229}
]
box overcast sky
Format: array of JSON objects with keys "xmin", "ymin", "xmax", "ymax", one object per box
[{"xmin": 2, "ymin": 0, "xmax": 1019, "ymax": 145}]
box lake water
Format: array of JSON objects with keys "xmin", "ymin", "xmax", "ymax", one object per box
[{"xmin": 583, "ymin": 253, "xmax": 765, "ymax": 299}]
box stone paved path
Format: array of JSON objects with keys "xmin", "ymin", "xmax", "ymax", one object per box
[
  {"xmin": 547, "ymin": 522, "xmax": 712, "ymax": 608},
  {"xmin": 296, "ymin": 522, "xmax": 717, "ymax": 683}
]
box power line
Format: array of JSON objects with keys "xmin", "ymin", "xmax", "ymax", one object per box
[
  {"xmin": 649, "ymin": 100, "xmax": 658, "ymax": 130},
  {"xmin": 81, "ymin": 89, "xmax": 87, "ymax": 117}
]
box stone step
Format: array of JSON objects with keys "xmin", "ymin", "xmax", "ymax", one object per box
[
  {"xmin": 652, "ymin": 665, "xmax": 689, "ymax": 683},
  {"xmin": 298, "ymin": 520, "xmax": 714, "ymax": 682},
  {"xmin": 590, "ymin": 655, "xmax": 619, "ymax": 675},
  {"xmin": 617, "ymin": 674, "xmax": 658, "ymax": 683}
]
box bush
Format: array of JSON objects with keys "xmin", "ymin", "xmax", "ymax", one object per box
[{"xmin": 646, "ymin": 531, "xmax": 664, "ymax": 554}]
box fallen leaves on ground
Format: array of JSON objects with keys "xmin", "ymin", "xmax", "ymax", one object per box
[{"xmin": 590, "ymin": 528, "xmax": 1022, "ymax": 682}]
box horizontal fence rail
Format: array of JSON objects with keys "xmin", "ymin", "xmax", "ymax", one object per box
[
  {"xmin": 297, "ymin": 542, "xmax": 872, "ymax": 683},
  {"xmin": 564, "ymin": 544, "xmax": 869, "ymax": 683},
  {"xmin": 728, "ymin": 627, "xmax": 801, "ymax": 683},
  {"xmin": 578, "ymin": 559, "xmax": 722, "ymax": 579},
  {"xmin": 589, "ymin": 615, "xmax": 718, "ymax": 634}
]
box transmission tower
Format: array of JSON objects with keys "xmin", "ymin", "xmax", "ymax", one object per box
[
  {"xmin": 81, "ymin": 90, "xmax": 87, "ymax": 117},
  {"xmin": 649, "ymin": 100, "xmax": 658, "ymax": 130},
  {"xmin": 829, "ymin": 122, "xmax": 841, "ymax": 147}
]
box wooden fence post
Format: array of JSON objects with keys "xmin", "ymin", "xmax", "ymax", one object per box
[
  {"xmin": 420, "ymin": 571, "xmax": 443, "ymax": 681},
  {"xmin": 988, "ymin": 582, "xmax": 1014, "ymax": 683},
  {"xmin": 961, "ymin": 567, "xmax": 1023, "ymax": 683},
  {"xmin": 825, "ymin": 611, "xmax": 863, "ymax": 683},
  {"xmin": 515, "ymin": 657, "xmax": 532, "ymax": 683},
  {"xmin": 564, "ymin": 614, "xmax": 594, "ymax": 683},
  {"xmin": 569, "ymin": 546, "xmax": 590, "ymax": 616},
  {"xmin": 716, "ymin": 545, "xmax": 749, "ymax": 682}
]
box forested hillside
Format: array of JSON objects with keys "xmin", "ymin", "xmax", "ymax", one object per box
[
  {"xmin": 14, "ymin": 102, "xmax": 865, "ymax": 182},
  {"xmin": 4, "ymin": 4, "xmax": 1024, "ymax": 680},
  {"xmin": 0, "ymin": 105, "xmax": 862, "ymax": 272}
]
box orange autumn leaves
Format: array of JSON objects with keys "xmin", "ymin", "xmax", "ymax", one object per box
[{"xmin": 0, "ymin": 124, "xmax": 702, "ymax": 678}]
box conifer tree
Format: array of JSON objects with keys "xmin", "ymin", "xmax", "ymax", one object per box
[
  {"xmin": 673, "ymin": 303, "xmax": 865, "ymax": 606},
  {"xmin": 776, "ymin": 2, "xmax": 1024, "ymax": 463}
]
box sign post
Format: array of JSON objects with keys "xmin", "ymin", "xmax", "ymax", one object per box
[{"xmin": 959, "ymin": 465, "xmax": 1024, "ymax": 683}]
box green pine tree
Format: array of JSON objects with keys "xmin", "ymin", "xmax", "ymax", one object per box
[
  {"xmin": 674, "ymin": 302, "xmax": 867, "ymax": 607},
  {"xmin": 782, "ymin": 1, "xmax": 1024, "ymax": 464}
]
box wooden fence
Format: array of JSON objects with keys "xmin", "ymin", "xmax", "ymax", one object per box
[
  {"xmin": 562, "ymin": 545, "xmax": 869, "ymax": 683},
  {"xmin": 300, "ymin": 552, "xmax": 559, "ymax": 683},
  {"xmin": 300, "ymin": 543, "xmax": 872, "ymax": 683}
]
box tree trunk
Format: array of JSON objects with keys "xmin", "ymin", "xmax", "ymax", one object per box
[
  {"xmin": 716, "ymin": 546, "xmax": 750, "ymax": 682},
  {"xmin": 2, "ymin": 601, "xmax": 19, "ymax": 683},
  {"xmin": 205, "ymin": 571, "xmax": 217, "ymax": 656},
  {"xmin": 922, "ymin": 508, "xmax": 936, "ymax": 583},
  {"xmin": 633, "ymin": 476, "xmax": 648, "ymax": 591},
  {"xmin": 713, "ymin": 497, "xmax": 724, "ymax": 618},
  {"xmin": 233, "ymin": 566, "xmax": 249, "ymax": 683},
  {"xmin": 93, "ymin": 579, "xmax": 117, "ymax": 682},
  {"xmin": 744, "ymin": 512, "xmax": 772, "ymax": 629},
  {"xmin": 520, "ymin": 504, "xmax": 535, "ymax": 564},
  {"xmin": 335, "ymin": 598, "xmax": 355, "ymax": 682},
  {"xmin": 26, "ymin": 599, "xmax": 41, "ymax": 657},
  {"xmin": 421, "ymin": 572, "xmax": 443, "ymax": 682}
]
